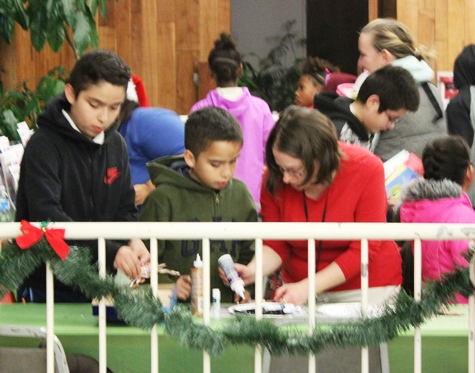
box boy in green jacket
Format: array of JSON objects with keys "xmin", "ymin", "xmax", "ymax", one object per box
[{"xmin": 140, "ymin": 107, "xmax": 258, "ymax": 303}]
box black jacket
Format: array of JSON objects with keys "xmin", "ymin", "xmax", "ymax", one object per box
[
  {"xmin": 314, "ymin": 92, "xmax": 370, "ymax": 142},
  {"xmin": 15, "ymin": 94, "xmax": 138, "ymax": 294}
]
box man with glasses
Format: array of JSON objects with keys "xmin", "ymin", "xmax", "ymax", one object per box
[{"xmin": 314, "ymin": 65, "xmax": 419, "ymax": 153}]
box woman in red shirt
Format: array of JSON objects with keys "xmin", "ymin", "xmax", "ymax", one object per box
[{"xmin": 233, "ymin": 106, "xmax": 402, "ymax": 305}]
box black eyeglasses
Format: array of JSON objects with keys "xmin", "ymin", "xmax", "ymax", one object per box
[{"xmin": 278, "ymin": 166, "xmax": 305, "ymax": 177}]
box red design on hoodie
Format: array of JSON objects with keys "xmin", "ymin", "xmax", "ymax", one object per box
[{"xmin": 104, "ymin": 167, "xmax": 120, "ymax": 185}]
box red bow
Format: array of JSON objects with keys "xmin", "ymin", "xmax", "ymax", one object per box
[{"xmin": 16, "ymin": 220, "xmax": 70, "ymax": 260}]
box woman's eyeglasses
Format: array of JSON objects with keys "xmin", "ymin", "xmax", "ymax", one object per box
[{"xmin": 278, "ymin": 166, "xmax": 305, "ymax": 177}]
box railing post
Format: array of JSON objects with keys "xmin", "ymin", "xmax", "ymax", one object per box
[
  {"xmin": 307, "ymin": 239, "xmax": 316, "ymax": 372},
  {"xmin": 98, "ymin": 238, "xmax": 107, "ymax": 373},
  {"xmin": 150, "ymin": 238, "xmax": 159, "ymax": 373},
  {"xmin": 202, "ymin": 238, "xmax": 211, "ymax": 373},
  {"xmin": 46, "ymin": 261, "xmax": 54, "ymax": 373},
  {"xmin": 255, "ymin": 238, "xmax": 263, "ymax": 373},
  {"xmin": 413, "ymin": 238, "xmax": 422, "ymax": 373},
  {"xmin": 360, "ymin": 239, "xmax": 369, "ymax": 373}
]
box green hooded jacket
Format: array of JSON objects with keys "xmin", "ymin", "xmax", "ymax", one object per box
[{"xmin": 140, "ymin": 156, "xmax": 258, "ymax": 302}]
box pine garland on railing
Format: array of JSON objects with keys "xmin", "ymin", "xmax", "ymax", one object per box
[{"xmin": 0, "ymin": 225, "xmax": 473, "ymax": 357}]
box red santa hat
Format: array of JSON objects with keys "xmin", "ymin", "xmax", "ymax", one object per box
[{"xmin": 127, "ymin": 73, "xmax": 151, "ymax": 107}]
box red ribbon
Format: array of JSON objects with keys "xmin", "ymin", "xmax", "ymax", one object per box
[{"xmin": 16, "ymin": 220, "xmax": 70, "ymax": 260}]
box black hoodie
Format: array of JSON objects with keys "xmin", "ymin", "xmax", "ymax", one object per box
[
  {"xmin": 15, "ymin": 94, "xmax": 137, "ymax": 297},
  {"xmin": 313, "ymin": 92, "xmax": 370, "ymax": 143},
  {"xmin": 447, "ymin": 44, "xmax": 475, "ymax": 146}
]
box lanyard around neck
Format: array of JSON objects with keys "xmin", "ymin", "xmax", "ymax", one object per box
[{"xmin": 302, "ymin": 190, "xmax": 329, "ymax": 272}]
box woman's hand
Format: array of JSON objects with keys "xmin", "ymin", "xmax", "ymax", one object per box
[
  {"xmin": 233, "ymin": 289, "xmax": 252, "ymax": 303},
  {"xmin": 273, "ymin": 279, "xmax": 309, "ymax": 306},
  {"xmin": 219, "ymin": 262, "xmax": 255, "ymax": 286}
]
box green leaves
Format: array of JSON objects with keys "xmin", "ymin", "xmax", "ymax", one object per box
[
  {"xmin": 0, "ymin": 66, "xmax": 68, "ymax": 141},
  {"xmin": 72, "ymin": 12, "xmax": 91, "ymax": 54},
  {"xmin": 39, "ymin": 66, "xmax": 68, "ymax": 98},
  {"xmin": 238, "ymin": 20, "xmax": 306, "ymax": 112},
  {"xmin": 1, "ymin": 0, "xmax": 117, "ymax": 55},
  {"xmin": 0, "ymin": 1, "xmax": 16, "ymax": 44},
  {"xmin": 0, "ymin": 234, "xmax": 473, "ymax": 357},
  {"xmin": 12, "ymin": 0, "xmax": 29, "ymax": 30},
  {"xmin": 29, "ymin": 5, "xmax": 48, "ymax": 51},
  {"xmin": 0, "ymin": 1, "xmax": 116, "ymax": 141},
  {"xmin": 0, "ymin": 110, "xmax": 21, "ymax": 142}
]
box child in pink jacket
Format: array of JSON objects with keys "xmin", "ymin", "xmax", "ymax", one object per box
[
  {"xmin": 400, "ymin": 135, "xmax": 475, "ymax": 303},
  {"xmin": 190, "ymin": 33, "xmax": 275, "ymax": 206}
]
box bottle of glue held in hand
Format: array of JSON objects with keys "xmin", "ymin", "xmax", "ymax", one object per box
[
  {"xmin": 218, "ymin": 254, "xmax": 245, "ymax": 300},
  {"xmin": 191, "ymin": 253, "xmax": 204, "ymax": 316}
]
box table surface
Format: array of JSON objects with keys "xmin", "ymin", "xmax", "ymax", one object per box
[{"xmin": 0, "ymin": 303, "xmax": 471, "ymax": 373}]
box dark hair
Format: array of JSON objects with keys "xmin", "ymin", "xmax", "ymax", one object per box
[
  {"xmin": 68, "ymin": 50, "xmax": 131, "ymax": 98},
  {"xmin": 116, "ymin": 99, "xmax": 140, "ymax": 129},
  {"xmin": 356, "ymin": 65, "xmax": 419, "ymax": 112},
  {"xmin": 185, "ymin": 107, "xmax": 243, "ymax": 158},
  {"xmin": 301, "ymin": 57, "xmax": 339, "ymax": 87},
  {"xmin": 207, "ymin": 33, "xmax": 242, "ymax": 85},
  {"xmin": 422, "ymin": 135, "xmax": 471, "ymax": 186},
  {"xmin": 265, "ymin": 105, "xmax": 342, "ymax": 195}
]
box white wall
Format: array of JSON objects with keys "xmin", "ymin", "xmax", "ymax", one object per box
[{"xmin": 230, "ymin": 0, "xmax": 307, "ymax": 68}]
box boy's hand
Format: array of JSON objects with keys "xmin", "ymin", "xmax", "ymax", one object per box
[
  {"xmin": 114, "ymin": 239, "xmax": 150, "ymax": 279},
  {"xmin": 114, "ymin": 245, "xmax": 141, "ymax": 279},
  {"xmin": 128, "ymin": 238, "xmax": 150, "ymax": 264},
  {"xmin": 176, "ymin": 275, "xmax": 191, "ymax": 300}
]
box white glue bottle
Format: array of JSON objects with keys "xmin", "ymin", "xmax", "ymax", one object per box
[
  {"xmin": 212, "ymin": 288, "xmax": 221, "ymax": 319},
  {"xmin": 218, "ymin": 254, "xmax": 245, "ymax": 299},
  {"xmin": 191, "ymin": 253, "xmax": 204, "ymax": 316}
]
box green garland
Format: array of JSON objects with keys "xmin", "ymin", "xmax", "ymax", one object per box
[{"xmin": 0, "ymin": 238, "xmax": 473, "ymax": 357}]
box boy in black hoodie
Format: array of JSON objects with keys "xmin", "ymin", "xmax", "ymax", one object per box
[
  {"xmin": 314, "ymin": 65, "xmax": 419, "ymax": 152},
  {"xmin": 16, "ymin": 50, "xmax": 150, "ymax": 302}
]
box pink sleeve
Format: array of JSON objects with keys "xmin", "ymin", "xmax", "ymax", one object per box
[
  {"xmin": 450, "ymin": 240, "xmax": 470, "ymax": 268},
  {"xmin": 262, "ymin": 109, "xmax": 275, "ymax": 160}
]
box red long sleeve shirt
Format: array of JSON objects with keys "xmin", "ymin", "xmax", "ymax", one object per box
[{"xmin": 261, "ymin": 142, "xmax": 402, "ymax": 292}]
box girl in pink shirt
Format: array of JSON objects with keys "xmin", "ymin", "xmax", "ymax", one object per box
[{"xmin": 400, "ymin": 135, "xmax": 475, "ymax": 303}]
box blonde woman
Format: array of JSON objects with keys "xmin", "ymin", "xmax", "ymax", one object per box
[{"xmin": 357, "ymin": 18, "xmax": 446, "ymax": 161}]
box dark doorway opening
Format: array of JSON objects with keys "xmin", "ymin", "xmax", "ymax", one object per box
[
  {"xmin": 306, "ymin": 0, "xmax": 396, "ymax": 75},
  {"xmin": 306, "ymin": 0, "xmax": 368, "ymax": 75}
]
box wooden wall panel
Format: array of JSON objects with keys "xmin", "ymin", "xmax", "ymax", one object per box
[
  {"xmin": 199, "ymin": 0, "xmax": 219, "ymax": 59},
  {"xmin": 434, "ymin": 0, "xmax": 449, "ymax": 71},
  {"xmin": 0, "ymin": 40, "xmax": 17, "ymax": 90},
  {"xmin": 130, "ymin": 0, "xmax": 144, "ymax": 71},
  {"xmin": 0, "ymin": 0, "xmax": 230, "ymax": 115},
  {"xmin": 155, "ymin": 22, "xmax": 177, "ymax": 109},
  {"xmin": 398, "ymin": 0, "xmax": 475, "ymax": 74},
  {"xmin": 175, "ymin": 0, "xmax": 200, "ymax": 53},
  {"xmin": 218, "ymin": 0, "xmax": 231, "ymax": 33},
  {"xmin": 467, "ymin": 1, "xmax": 475, "ymax": 42},
  {"xmin": 176, "ymin": 51, "xmax": 197, "ymax": 113}
]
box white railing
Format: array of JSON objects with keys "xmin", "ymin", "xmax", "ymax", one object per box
[{"xmin": 1, "ymin": 221, "xmax": 475, "ymax": 373}]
